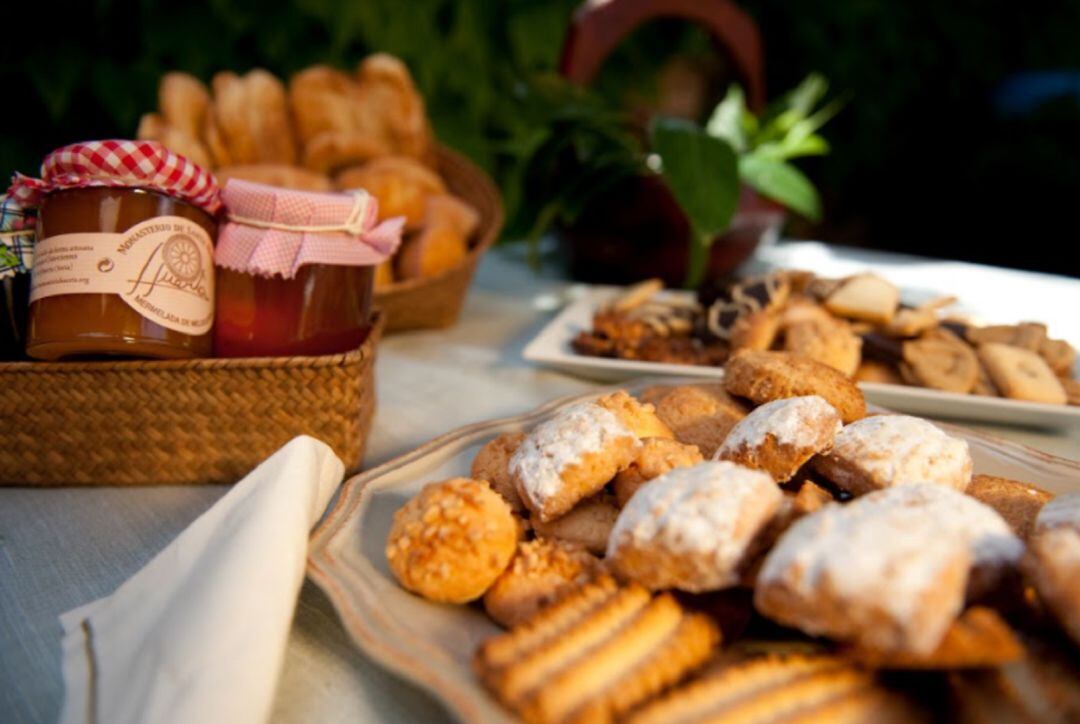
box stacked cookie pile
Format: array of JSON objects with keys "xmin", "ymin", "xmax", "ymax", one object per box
[
  {"xmin": 136, "ymin": 56, "xmax": 478, "ymax": 287},
  {"xmin": 385, "ymin": 350, "xmax": 1080, "ymax": 723},
  {"xmin": 573, "ymin": 271, "xmax": 1079, "ymax": 405}
]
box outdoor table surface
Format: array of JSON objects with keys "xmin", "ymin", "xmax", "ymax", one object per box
[{"xmin": 2, "ymin": 241, "xmax": 1077, "ymax": 723}]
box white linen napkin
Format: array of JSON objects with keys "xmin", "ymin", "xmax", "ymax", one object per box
[{"xmin": 59, "ymin": 435, "xmax": 344, "ymax": 724}]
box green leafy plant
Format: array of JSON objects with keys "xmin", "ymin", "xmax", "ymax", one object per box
[{"xmin": 506, "ymin": 73, "xmax": 841, "ymax": 287}]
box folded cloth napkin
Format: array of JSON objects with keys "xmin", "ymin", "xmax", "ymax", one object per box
[{"xmin": 59, "ymin": 436, "xmax": 344, "ymax": 724}]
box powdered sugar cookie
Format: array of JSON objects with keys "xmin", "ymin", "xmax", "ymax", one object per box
[
  {"xmin": 714, "ymin": 395, "xmax": 842, "ymax": 483},
  {"xmin": 755, "ymin": 485, "xmax": 972, "ymax": 654},
  {"xmin": 510, "ymin": 400, "xmax": 641, "ymax": 522},
  {"xmin": 595, "ymin": 390, "xmax": 674, "ymax": 440},
  {"xmin": 812, "ymin": 415, "xmax": 972, "ymax": 495},
  {"xmin": 607, "ymin": 461, "xmax": 783, "ymax": 592},
  {"xmin": 1034, "ymin": 492, "xmax": 1080, "ymax": 535},
  {"xmin": 1026, "ymin": 527, "xmax": 1080, "ymax": 646}
]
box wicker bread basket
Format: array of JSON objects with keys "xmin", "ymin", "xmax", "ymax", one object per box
[
  {"xmin": 0, "ymin": 312, "xmax": 383, "ymax": 486},
  {"xmin": 376, "ymin": 144, "xmax": 504, "ymax": 333}
]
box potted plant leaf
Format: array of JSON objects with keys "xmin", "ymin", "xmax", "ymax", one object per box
[{"xmin": 504, "ymin": 73, "xmax": 841, "ymax": 287}]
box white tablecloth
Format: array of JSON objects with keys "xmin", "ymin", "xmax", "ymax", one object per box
[{"xmin": 1, "ymin": 241, "xmax": 1077, "ymax": 723}]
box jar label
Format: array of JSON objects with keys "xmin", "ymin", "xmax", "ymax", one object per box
[{"xmin": 30, "ymin": 216, "xmax": 215, "ymax": 334}]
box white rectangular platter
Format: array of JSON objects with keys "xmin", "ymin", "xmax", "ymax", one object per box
[{"xmin": 523, "ymin": 286, "xmax": 1080, "ymax": 429}]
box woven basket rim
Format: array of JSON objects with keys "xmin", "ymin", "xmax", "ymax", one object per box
[
  {"xmin": 0, "ymin": 310, "xmax": 383, "ymax": 374},
  {"xmin": 374, "ymin": 144, "xmax": 503, "ymax": 300}
]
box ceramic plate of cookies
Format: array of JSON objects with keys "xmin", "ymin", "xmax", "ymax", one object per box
[
  {"xmin": 308, "ymin": 359, "xmax": 1080, "ymax": 723},
  {"xmin": 523, "ymin": 274, "xmax": 1080, "ymax": 428}
]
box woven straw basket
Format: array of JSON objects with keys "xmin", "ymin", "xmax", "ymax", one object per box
[
  {"xmin": 376, "ymin": 144, "xmax": 504, "ymax": 333},
  {"xmin": 0, "ymin": 312, "xmax": 383, "ymax": 486}
]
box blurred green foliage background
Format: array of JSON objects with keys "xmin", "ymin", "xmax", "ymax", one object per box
[{"xmin": 3, "ymin": 0, "xmax": 1079, "ymax": 273}]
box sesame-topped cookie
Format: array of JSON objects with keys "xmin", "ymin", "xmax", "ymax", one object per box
[
  {"xmin": 723, "ymin": 350, "xmax": 866, "ymax": 423},
  {"xmin": 812, "ymin": 414, "xmax": 973, "ymax": 495},
  {"xmin": 755, "ymin": 484, "xmax": 972, "ymax": 655},
  {"xmin": 510, "ymin": 398, "xmax": 641, "ymax": 522},
  {"xmin": 385, "ymin": 478, "xmax": 518, "ymax": 604},
  {"xmin": 483, "ymin": 538, "xmax": 603, "ymax": 628},
  {"xmin": 714, "ymin": 395, "xmax": 842, "ymax": 483},
  {"xmin": 607, "ymin": 461, "xmax": 783, "ymax": 592}
]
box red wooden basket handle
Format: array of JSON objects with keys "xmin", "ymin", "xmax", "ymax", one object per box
[{"xmin": 558, "ymin": 0, "xmax": 766, "ymax": 112}]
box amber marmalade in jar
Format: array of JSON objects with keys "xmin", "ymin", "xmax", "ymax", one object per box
[
  {"xmin": 26, "ymin": 187, "xmax": 217, "ymax": 360},
  {"xmin": 14, "ymin": 140, "xmax": 222, "ymax": 361}
]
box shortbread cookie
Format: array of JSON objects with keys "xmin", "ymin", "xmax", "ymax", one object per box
[
  {"xmin": 530, "ymin": 493, "xmax": 619, "ymax": 555},
  {"xmin": 628, "ymin": 654, "xmax": 925, "ymax": 724},
  {"xmin": 607, "ymin": 462, "xmax": 783, "ymax": 592},
  {"xmin": 1026, "ymin": 527, "xmax": 1080, "ymax": 646},
  {"xmin": 510, "ymin": 399, "xmax": 641, "ymax": 522},
  {"xmin": 729, "ymin": 309, "xmax": 782, "ymax": 351},
  {"xmin": 613, "ymin": 438, "xmax": 703, "ymax": 507},
  {"xmin": 386, "ymin": 478, "xmax": 517, "ymax": 603},
  {"xmin": 470, "ymin": 432, "xmax": 527, "ymax": 513},
  {"xmin": 715, "ymin": 395, "xmax": 842, "ymax": 483},
  {"xmin": 1062, "ymin": 377, "xmax": 1080, "ymax": 406},
  {"xmin": 966, "ymin": 474, "xmax": 1052, "ymax": 541},
  {"xmin": 1040, "ymin": 337, "xmax": 1076, "ymax": 376},
  {"xmin": 483, "ymin": 539, "xmax": 603, "ymax": 628},
  {"xmin": 723, "ymin": 350, "xmax": 866, "ymax": 423},
  {"xmin": 641, "ymin": 384, "xmax": 748, "ymax": 457},
  {"xmin": 824, "ymin": 273, "xmax": 900, "ymax": 325},
  {"xmin": 901, "ymin": 329, "xmax": 979, "ymax": 393},
  {"xmin": 978, "ymin": 342, "xmax": 1067, "ymax": 404},
  {"xmin": 783, "ymin": 317, "xmax": 862, "ymax": 376},
  {"xmin": 812, "ymin": 415, "xmax": 972, "ymax": 495},
  {"xmin": 844, "ymin": 606, "xmax": 1022, "ymax": 670},
  {"xmin": 476, "ymin": 576, "xmax": 719, "ymax": 723},
  {"xmin": 756, "ymin": 487, "xmax": 972, "ymax": 654},
  {"xmin": 1034, "ymin": 491, "xmax": 1080, "ymax": 535},
  {"xmin": 854, "ymin": 359, "xmax": 904, "ymax": 385}
]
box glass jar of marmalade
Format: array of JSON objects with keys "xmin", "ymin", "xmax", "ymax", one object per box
[
  {"xmin": 215, "ymin": 265, "xmax": 374, "ymax": 357},
  {"xmin": 13, "ymin": 140, "xmax": 222, "ymax": 361},
  {"xmin": 27, "ymin": 187, "xmax": 217, "ymax": 360},
  {"xmin": 213, "ymin": 179, "xmax": 401, "ymax": 358}
]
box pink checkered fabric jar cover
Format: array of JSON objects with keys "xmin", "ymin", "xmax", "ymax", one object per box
[
  {"xmin": 7, "ymin": 139, "xmax": 221, "ymax": 214},
  {"xmin": 215, "ymin": 179, "xmax": 403, "ymax": 279}
]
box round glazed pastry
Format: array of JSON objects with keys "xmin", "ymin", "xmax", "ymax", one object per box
[
  {"xmin": 606, "ymin": 461, "xmax": 783, "ymax": 592},
  {"xmin": 723, "ymin": 350, "xmax": 866, "ymax": 424},
  {"xmin": 471, "ymin": 432, "xmax": 527, "ymax": 513},
  {"xmin": 812, "ymin": 415, "xmax": 973, "ymax": 495},
  {"xmin": 510, "ymin": 398, "xmax": 641, "ymax": 522},
  {"xmin": 714, "ymin": 396, "xmax": 842, "ymax": 483},
  {"xmin": 385, "ymin": 478, "xmax": 518, "ymax": 603},
  {"xmin": 639, "ymin": 384, "xmax": 748, "ymax": 458},
  {"xmin": 613, "ymin": 438, "xmax": 704, "ymax": 507},
  {"xmin": 755, "ymin": 485, "xmax": 972, "ymax": 655},
  {"xmin": 483, "ymin": 538, "xmax": 603, "ymax": 628},
  {"xmin": 530, "ymin": 493, "xmax": 620, "ymax": 555}
]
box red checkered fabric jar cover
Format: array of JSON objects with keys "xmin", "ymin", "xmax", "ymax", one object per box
[
  {"xmin": 7, "ymin": 140, "xmax": 222, "ymax": 215},
  {"xmin": 214, "ymin": 179, "xmax": 403, "ymax": 279}
]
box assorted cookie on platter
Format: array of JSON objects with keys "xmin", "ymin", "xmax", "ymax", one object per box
[
  {"xmin": 135, "ymin": 56, "xmax": 478, "ymax": 287},
  {"xmin": 383, "ymin": 350, "xmax": 1080, "ymax": 722},
  {"xmin": 572, "ymin": 271, "xmax": 1079, "ymax": 405}
]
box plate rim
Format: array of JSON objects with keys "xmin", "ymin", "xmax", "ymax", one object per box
[
  {"xmin": 307, "ymin": 378, "xmax": 1080, "ymax": 722},
  {"xmin": 523, "ymin": 286, "xmax": 1080, "ymax": 425}
]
